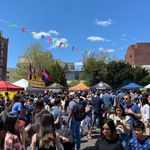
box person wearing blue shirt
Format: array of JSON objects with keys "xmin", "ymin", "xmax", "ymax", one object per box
[
  {"xmin": 117, "ymin": 90, "xmax": 125, "ymax": 105},
  {"xmin": 10, "ymin": 94, "xmax": 23, "ymax": 115},
  {"xmin": 127, "ymin": 120, "xmax": 150, "ymax": 150},
  {"xmin": 123, "ymin": 94, "xmax": 142, "ymax": 138}
]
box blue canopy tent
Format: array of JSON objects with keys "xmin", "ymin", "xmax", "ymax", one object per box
[
  {"xmin": 121, "ymin": 82, "xmax": 143, "ymax": 90},
  {"xmin": 92, "ymin": 81, "xmax": 112, "ymax": 90}
]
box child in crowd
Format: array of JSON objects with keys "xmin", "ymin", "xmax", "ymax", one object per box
[{"xmin": 127, "ymin": 120, "xmax": 150, "ymax": 150}]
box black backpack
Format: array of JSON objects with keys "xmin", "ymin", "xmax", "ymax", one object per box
[{"xmin": 73, "ymin": 100, "xmax": 86, "ymax": 122}]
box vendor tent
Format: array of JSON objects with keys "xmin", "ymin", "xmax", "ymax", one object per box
[
  {"xmin": 13, "ymin": 79, "xmax": 28, "ymax": 89},
  {"xmin": 45, "ymin": 82, "xmax": 64, "ymax": 89},
  {"xmin": 121, "ymin": 82, "xmax": 143, "ymax": 90},
  {"xmin": 144, "ymin": 84, "xmax": 150, "ymax": 89},
  {"xmin": 92, "ymin": 81, "xmax": 111, "ymax": 90},
  {"xmin": 69, "ymin": 82, "xmax": 90, "ymax": 91},
  {"xmin": 0, "ymin": 81, "xmax": 24, "ymax": 91}
]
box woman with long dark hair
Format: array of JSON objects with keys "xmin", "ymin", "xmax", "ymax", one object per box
[
  {"xmin": 3, "ymin": 113, "xmax": 25, "ymax": 150},
  {"xmin": 31, "ymin": 110, "xmax": 62, "ymax": 150},
  {"xmin": 109, "ymin": 103, "xmax": 130, "ymax": 148},
  {"xmin": 95, "ymin": 118, "xmax": 124, "ymax": 150}
]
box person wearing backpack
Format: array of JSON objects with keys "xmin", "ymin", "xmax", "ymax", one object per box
[{"xmin": 67, "ymin": 92, "xmax": 82, "ymax": 150}]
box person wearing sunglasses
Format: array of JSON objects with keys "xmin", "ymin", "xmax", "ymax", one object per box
[{"xmin": 123, "ymin": 94, "xmax": 142, "ymax": 138}]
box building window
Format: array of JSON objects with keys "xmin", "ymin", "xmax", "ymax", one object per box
[
  {"xmin": 0, "ymin": 51, "xmax": 3, "ymax": 57},
  {"xmin": 1, "ymin": 42, "xmax": 4, "ymax": 49},
  {"xmin": 130, "ymin": 55, "xmax": 132, "ymax": 58},
  {"xmin": 70, "ymin": 65, "xmax": 74, "ymax": 70},
  {"xmin": 75, "ymin": 72, "xmax": 79, "ymax": 80}
]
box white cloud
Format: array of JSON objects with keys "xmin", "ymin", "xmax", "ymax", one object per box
[
  {"xmin": 107, "ymin": 49, "xmax": 114, "ymax": 53},
  {"xmin": 33, "ymin": 30, "xmax": 60, "ymax": 39},
  {"xmin": 87, "ymin": 36, "xmax": 105, "ymax": 42},
  {"xmin": 33, "ymin": 32, "xmax": 50, "ymax": 39},
  {"xmin": 99, "ymin": 47, "xmax": 105, "ymax": 51},
  {"xmin": 99, "ymin": 47, "xmax": 114, "ymax": 53},
  {"xmin": 49, "ymin": 30, "xmax": 60, "ymax": 36},
  {"xmin": 96, "ymin": 19, "xmax": 112, "ymax": 27}
]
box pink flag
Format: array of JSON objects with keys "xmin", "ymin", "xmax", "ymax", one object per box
[
  {"xmin": 21, "ymin": 27, "xmax": 27, "ymax": 32},
  {"xmin": 48, "ymin": 36, "xmax": 52, "ymax": 43},
  {"xmin": 76, "ymin": 48, "xmax": 79, "ymax": 52}
]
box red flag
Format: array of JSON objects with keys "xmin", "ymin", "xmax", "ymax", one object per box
[{"xmin": 42, "ymin": 68, "xmax": 52, "ymax": 83}]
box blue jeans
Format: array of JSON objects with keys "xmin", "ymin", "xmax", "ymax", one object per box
[{"xmin": 69, "ymin": 121, "xmax": 81, "ymax": 150}]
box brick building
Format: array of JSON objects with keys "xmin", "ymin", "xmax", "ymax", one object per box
[
  {"xmin": 125, "ymin": 43, "xmax": 150, "ymax": 66},
  {"xmin": 0, "ymin": 33, "xmax": 9, "ymax": 80}
]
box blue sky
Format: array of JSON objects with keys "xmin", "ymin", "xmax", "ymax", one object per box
[{"xmin": 0, "ymin": 0, "xmax": 150, "ymax": 68}]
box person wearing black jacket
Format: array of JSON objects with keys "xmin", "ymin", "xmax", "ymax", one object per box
[{"xmin": 95, "ymin": 118, "xmax": 124, "ymax": 150}]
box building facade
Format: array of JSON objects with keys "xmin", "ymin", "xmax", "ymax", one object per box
[
  {"xmin": 0, "ymin": 34, "xmax": 9, "ymax": 81},
  {"xmin": 125, "ymin": 43, "xmax": 150, "ymax": 65},
  {"xmin": 6, "ymin": 68, "xmax": 17, "ymax": 83}
]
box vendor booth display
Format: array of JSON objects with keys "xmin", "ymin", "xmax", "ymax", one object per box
[
  {"xmin": 13, "ymin": 79, "xmax": 28, "ymax": 89},
  {"xmin": 92, "ymin": 81, "xmax": 111, "ymax": 90},
  {"xmin": 69, "ymin": 82, "xmax": 90, "ymax": 91},
  {"xmin": 0, "ymin": 81, "xmax": 24, "ymax": 100},
  {"xmin": 45, "ymin": 82, "xmax": 64, "ymax": 89},
  {"xmin": 121, "ymin": 82, "xmax": 143, "ymax": 90}
]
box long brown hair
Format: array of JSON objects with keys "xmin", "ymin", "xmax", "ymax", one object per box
[{"xmin": 38, "ymin": 112, "xmax": 55, "ymax": 149}]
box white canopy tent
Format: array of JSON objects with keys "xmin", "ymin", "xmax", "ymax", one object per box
[
  {"xmin": 144, "ymin": 84, "xmax": 150, "ymax": 89},
  {"xmin": 13, "ymin": 79, "xmax": 29, "ymax": 90}
]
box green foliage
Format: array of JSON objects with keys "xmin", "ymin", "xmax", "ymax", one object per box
[
  {"xmin": 106, "ymin": 61, "xmax": 134, "ymax": 89},
  {"xmin": 50, "ymin": 61, "xmax": 67, "ymax": 86},
  {"xmin": 14, "ymin": 63, "xmax": 29, "ymax": 80},
  {"xmin": 133, "ymin": 66, "xmax": 150, "ymax": 85},
  {"xmin": 83, "ymin": 59, "xmax": 150, "ymax": 89},
  {"xmin": 83, "ymin": 58, "xmax": 106, "ymax": 86},
  {"xmin": 16, "ymin": 43, "xmax": 67, "ymax": 86},
  {"xmin": 68, "ymin": 80, "xmax": 80, "ymax": 87}
]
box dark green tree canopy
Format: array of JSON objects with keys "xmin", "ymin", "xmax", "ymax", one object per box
[{"xmin": 83, "ymin": 58, "xmax": 150, "ymax": 89}]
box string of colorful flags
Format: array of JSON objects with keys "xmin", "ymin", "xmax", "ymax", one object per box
[{"xmin": 0, "ymin": 18, "xmax": 110, "ymax": 61}]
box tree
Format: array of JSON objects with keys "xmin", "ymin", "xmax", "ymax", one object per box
[
  {"xmin": 50, "ymin": 61, "xmax": 67, "ymax": 86},
  {"xmin": 106, "ymin": 61, "xmax": 134, "ymax": 89},
  {"xmin": 16, "ymin": 43, "xmax": 53, "ymax": 80},
  {"xmin": 83, "ymin": 58, "xmax": 150, "ymax": 89},
  {"xmin": 68, "ymin": 80, "xmax": 80, "ymax": 87},
  {"xmin": 133, "ymin": 66, "xmax": 150, "ymax": 85},
  {"xmin": 15, "ymin": 43, "xmax": 67, "ymax": 86},
  {"xmin": 83, "ymin": 57, "xmax": 106, "ymax": 86},
  {"xmin": 24, "ymin": 43, "xmax": 53, "ymax": 74}
]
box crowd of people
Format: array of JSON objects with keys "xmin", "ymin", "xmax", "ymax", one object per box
[{"xmin": 0, "ymin": 89, "xmax": 150, "ymax": 150}]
